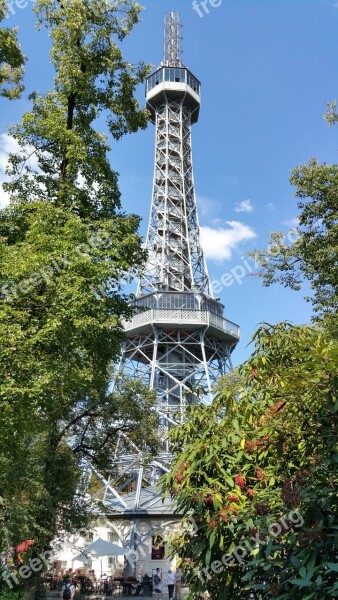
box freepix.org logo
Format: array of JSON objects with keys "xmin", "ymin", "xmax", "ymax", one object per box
[{"xmin": 192, "ymin": 0, "xmax": 224, "ymax": 18}]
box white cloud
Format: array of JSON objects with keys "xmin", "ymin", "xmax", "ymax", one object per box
[
  {"xmin": 0, "ymin": 134, "xmax": 26, "ymax": 209},
  {"xmin": 234, "ymin": 199, "xmax": 254, "ymax": 213},
  {"xmin": 0, "ymin": 133, "xmax": 20, "ymax": 171},
  {"xmin": 267, "ymin": 202, "xmax": 275, "ymax": 210},
  {"xmin": 0, "ymin": 134, "xmax": 20, "ymax": 208},
  {"xmin": 0, "ymin": 188, "xmax": 10, "ymax": 209},
  {"xmin": 0, "ymin": 134, "xmax": 40, "ymax": 209},
  {"xmin": 200, "ymin": 221, "xmax": 257, "ymax": 262}
]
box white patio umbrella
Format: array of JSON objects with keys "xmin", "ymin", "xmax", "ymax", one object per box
[{"xmin": 72, "ymin": 537, "xmax": 126, "ymax": 576}]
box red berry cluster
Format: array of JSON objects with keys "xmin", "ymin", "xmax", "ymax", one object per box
[
  {"xmin": 220, "ymin": 510, "xmax": 229, "ymax": 523},
  {"xmin": 228, "ymin": 494, "xmax": 239, "ymax": 503},
  {"xmin": 256, "ymin": 467, "xmax": 266, "ymax": 480},
  {"xmin": 249, "ymin": 368, "xmax": 259, "ymax": 381},
  {"xmin": 245, "ymin": 441, "xmax": 256, "ymax": 454},
  {"xmin": 174, "ymin": 461, "xmax": 189, "ymax": 484},
  {"xmin": 234, "ymin": 474, "xmax": 246, "ymax": 489},
  {"xmin": 247, "ymin": 488, "xmax": 256, "ymax": 498},
  {"xmin": 204, "ymin": 495, "xmax": 213, "ymax": 505},
  {"xmin": 219, "ymin": 503, "xmax": 240, "ymax": 520},
  {"xmin": 256, "ymin": 435, "xmax": 270, "ymax": 447}
]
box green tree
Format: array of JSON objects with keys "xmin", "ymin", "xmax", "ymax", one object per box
[
  {"xmin": 253, "ymin": 123, "xmax": 338, "ymax": 339},
  {"xmin": 0, "ymin": 1, "xmax": 157, "ymax": 595},
  {"xmin": 0, "ymin": 0, "xmax": 24, "ymax": 98},
  {"xmin": 324, "ymin": 100, "xmax": 338, "ymax": 126},
  {"xmin": 162, "ymin": 323, "xmax": 338, "ymax": 600}
]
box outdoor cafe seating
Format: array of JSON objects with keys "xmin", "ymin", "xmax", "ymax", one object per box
[{"xmin": 43, "ymin": 574, "xmax": 152, "ymax": 597}]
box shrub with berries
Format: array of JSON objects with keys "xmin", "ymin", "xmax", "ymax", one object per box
[
  {"xmin": 234, "ymin": 474, "xmax": 246, "ymax": 489},
  {"xmin": 162, "ymin": 323, "xmax": 338, "ymax": 600},
  {"xmin": 204, "ymin": 494, "xmax": 213, "ymax": 505},
  {"xmin": 256, "ymin": 467, "xmax": 266, "ymax": 480},
  {"xmin": 245, "ymin": 441, "xmax": 256, "ymax": 454},
  {"xmin": 228, "ymin": 494, "xmax": 239, "ymax": 503},
  {"xmin": 220, "ymin": 511, "xmax": 229, "ymax": 523}
]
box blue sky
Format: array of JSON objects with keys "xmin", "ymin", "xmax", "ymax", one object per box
[{"xmin": 1, "ymin": 0, "xmax": 338, "ymax": 365}]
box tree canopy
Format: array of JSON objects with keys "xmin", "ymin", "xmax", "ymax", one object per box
[
  {"xmin": 162, "ymin": 323, "xmax": 338, "ymax": 600},
  {"xmin": 0, "ymin": 1, "xmax": 157, "ymax": 593},
  {"xmin": 0, "ymin": 0, "xmax": 24, "ymax": 98}
]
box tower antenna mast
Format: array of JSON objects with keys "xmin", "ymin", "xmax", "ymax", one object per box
[{"xmin": 164, "ymin": 12, "xmax": 183, "ymax": 67}]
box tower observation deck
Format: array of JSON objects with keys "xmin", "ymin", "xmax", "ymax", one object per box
[{"xmin": 95, "ymin": 13, "xmax": 240, "ymax": 540}]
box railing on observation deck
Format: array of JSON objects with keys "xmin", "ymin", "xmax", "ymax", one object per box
[{"xmin": 122, "ymin": 308, "xmax": 240, "ymax": 339}]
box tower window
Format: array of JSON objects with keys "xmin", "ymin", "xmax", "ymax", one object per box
[
  {"xmin": 176, "ymin": 69, "xmax": 185, "ymax": 82},
  {"xmin": 158, "ymin": 293, "xmax": 198, "ymax": 310},
  {"xmin": 147, "ymin": 70, "xmax": 164, "ymax": 92}
]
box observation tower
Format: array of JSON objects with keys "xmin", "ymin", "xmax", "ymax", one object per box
[{"xmin": 93, "ymin": 13, "xmax": 240, "ymax": 574}]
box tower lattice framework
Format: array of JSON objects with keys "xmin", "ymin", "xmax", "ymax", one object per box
[{"xmin": 94, "ymin": 13, "xmax": 240, "ymax": 547}]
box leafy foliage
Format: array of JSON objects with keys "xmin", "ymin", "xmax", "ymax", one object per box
[
  {"xmin": 0, "ymin": 0, "xmax": 156, "ymax": 586},
  {"xmin": 0, "ymin": 590, "xmax": 22, "ymax": 600},
  {"xmin": 324, "ymin": 100, "xmax": 338, "ymax": 126},
  {"xmin": 161, "ymin": 323, "xmax": 338, "ymax": 600},
  {"xmin": 0, "ymin": 0, "xmax": 24, "ymax": 98}
]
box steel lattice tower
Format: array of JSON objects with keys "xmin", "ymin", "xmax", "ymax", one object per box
[{"xmin": 95, "ymin": 13, "xmax": 240, "ymax": 543}]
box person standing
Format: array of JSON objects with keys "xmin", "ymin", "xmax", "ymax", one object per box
[
  {"xmin": 143, "ymin": 573, "xmax": 152, "ymax": 597},
  {"xmin": 167, "ymin": 570, "xmax": 175, "ymax": 600},
  {"xmin": 100, "ymin": 573, "xmax": 108, "ymax": 596},
  {"xmin": 62, "ymin": 578, "xmax": 75, "ymax": 600},
  {"xmin": 153, "ymin": 568, "xmax": 162, "ymax": 599},
  {"xmin": 174, "ymin": 567, "xmax": 182, "ymax": 600}
]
